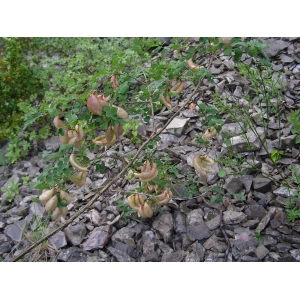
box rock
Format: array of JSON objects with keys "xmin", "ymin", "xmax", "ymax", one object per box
[
  {"xmin": 181, "ymin": 109, "xmax": 199, "ymax": 118},
  {"xmin": 210, "ymin": 65, "xmax": 224, "ymax": 74},
  {"xmin": 82, "ymin": 225, "xmax": 112, "ymax": 251},
  {"xmin": 90, "ymin": 209, "xmax": 102, "ymax": 226},
  {"xmin": 152, "ymin": 212, "xmax": 173, "ymax": 243},
  {"xmin": 161, "ymin": 250, "xmax": 187, "ymax": 262},
  {"xmin": 282, "ymin": 235, "xmax": 300, "ymax": 245},
  {"xmin": 164, "ymin": 117, "xmax": 190, "ymax": 137},
  {"xmin": 233, "ymin": 86, "xmax": 243, "ymax": 98},
  {"xmin": 203, "ymin": 234, "xmax": 228, "ymax": 252},
  {"xmin": 262, "ymin": 39, "xmax": 290, "ymax": 57},
  {"xmin": 293, "ymin": 64, "xmax": 300, "ymax": 74},
  {"xmin": 140, "ymin": 230, "xmax": 158, "ymax": 261},
  {"xmin": 44, "ymin": 136, "xmax": 61, "ymax": 151},
  {"xmin": 0, "ymin": 241, "xmax": 13, "ymax": 255},
  {"xmin": 261, "ymin": 235, "xmax": 277, "ymax": 248},
  {"xmin": 256, "ymin": 207, "xmax": 277, "ymax": 232},
  {"xmin": 273, "ymin": 186, "xmax": 297, "ymax": 197},
  {"xmin": 281, "ymin": 54, "xmax": 294, "ymax": 63},
  {"xmin": 220, "ymin": 123, "xmax": 243, "ymax": 137},
  {"xmin": 4, "ymin": 219, "xmax": 27, "ymax": 242},
  {"xmin": 271, "ymin": 135, "xmax": 296, "ymax": 149},
  {"xmin": 256, "ymin": 245, "xmax": 269, "ymax": 260},
  {"xmin": 240, "ymin": 175, "xmax": 254, "ymax": 193},
  {"xmin": 174, "ymin": 211, "xmax": 187, "ymax": 234},
  {"xmin": 245, "ymin": 204, "xmax": 267, "ymax": 221},
  {"xmin": 157, "ymin": 240, "xmax": 173, "ymax": 254},
  {"xmin": 290, "ymin": 249, "xmax": 300, "ymax": 261},
  {"xmin": 224, "ymin": 127, "xmax": 265, "ymax": 152},
  {"xmin": 64, "ymin": 224, "xmax": 86, "ymax": 246},
  {"xmin": 223, "ymin": 210, "xmax": 247, "ymax": 224},
  {"xmin": 57, "ymin": 247, "xmax": 97, "ymax": 262},
  {"xmin": 134, "ymin": 223, "xmax": 151, "ymax": 240},
  {"xmin": 223, "ymin": 176, "xmax": 245, "ymax": 194},
  {"xmin": 107, "ymin": 246, "xmax": 135, "ymax": 262},
  {"xmin": 112, "ymin": 227, "xmax": 136, "ymax": 243},
  {"xmin": 277, "ymin": 243, "xmax": 292, "ymax": 253},
  {"xmin": 29, "ymin": 202, "xmax": 45, "ymax": 218},
  {"xmin": 252, "ymin": 177, "xmax": 272, "ymax": 193},
  {"xmin": 186, "ymin": 209, "xmax": 212, "ymax": 241},
  {"xmin": 113, "ymin": 241, "xmax": 136, "ymax": 257},
  {"xmin": 49, "ymin": 231, "xmax": 67, "ymax": 250},
  {"xmin": 185, "ymin": 241, "xmax": 205, "ymax": 262},
  {"xmin": 205, "ymin": 215, "xmax": 220, "ymax": 230}
]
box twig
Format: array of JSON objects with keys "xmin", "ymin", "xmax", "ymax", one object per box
[
  {"xmin": 219, "ymin": 210, "xmax": 230, "ymax": 262},
  {"xmin": 12, "ymin": 79, "xmax": 203, "ymax": 262}
]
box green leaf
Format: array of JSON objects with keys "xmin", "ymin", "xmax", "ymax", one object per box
[
  {"xmin": 119, "ymin": 83, "xmax": 129, "ymax": 94},
  {"xmin": 95, "ymin": 163, "xmax": 106, "ymax": 174},
  {"xmin": 223, "ymin": 48, "xmax": 232, "ymax": 56},
  {"xmin": 218, "ymin": 169, "xmax": 226, "ymax": 178}
]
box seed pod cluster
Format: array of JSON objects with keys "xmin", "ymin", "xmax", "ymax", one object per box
[
  {"xmin": 134, "ymin": 160, "xmax": 158, "ymax": 183},
  {"xmin": 39, "ymin": 187, "xmax": 73, "ymax": 220},
  {"xmin": 53, "ymin": 116, "xmax": 85, "ymax": 147},
  {"xmin": 193, "ymin": 154, "xmax": 215, "ymax": 176},
  {"xmin": 127, "ymin": 193, "xmax": 153, "ymax": 218}
]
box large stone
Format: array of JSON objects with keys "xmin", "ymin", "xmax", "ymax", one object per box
[
  {"xmin": 245, "ymin": 205, "xmax": 267, "ymax": 221},
  {"xmin": 107, "ymin": 246, "xmax": 135, "ymax": 262},
  {"xmin": 185, "ymin": 241, "xmax": 205, "ymax": 262},
  {"xmin": 273, "ymin": 186, "xmax": 297, "ymax": 197},
  {"xmin": 271, "ymin": 135, "xmax": 296, "ymax": 149},
  {"xmin": 252, "ymin": 177, "xmax": 272, "ymax": 193},
  {"xmin": 223, "ymin": 176, "xmax": 245, "ymax": 194},
  {"xmin": 223, "ymin": 210, "xmax": 247, "ymax": 224},
  {"xmin": 262, "ymin": 39, "xmax": 290, "ymax": 57},
  {"xmin": 186, "ymin": 209, "xmax": 212, "ymax": 241},
  {"xmin": 220, "ymin": 123, "xmax": 243, "ymax": 138},
  {"xmin": 57, "ymin": 247, "xmax": 97, "ymax": 262},
  {"xmin": 64, "ymin": 224, "xmax": 87, "ymax": 246},
  {"xmin": 82, "ymin": 225, "xmax": 112, "ymax": 251},
  {"xmin": 164, "ymin": 117, "xmax": 190, "ymax": 137},
  {"xmin": 152, "ymin": 212, "xmax": 173, "ymax": 243},
  {"xmin": 49, "ymin": 231, "xmax": 67, "ymax": 250},
  {"xmin": 161, "ymin": 250, "xmax": 187, "ymax": 262},
  {"xmin": 4, "ymin": 219, "xmax": 27, "ymax": 243},
  {"xmin": 223, "ymin": 128, "xmax": 265, "ymax": 152},
  {"xmin": 256, "ymin": 207, "xmax": 277, "ymax": 232},
  {"xmin": 256, "ymin": 245, "xmax": 269, "ymax": 260},
  {"xmin": 290, "ymin": 249, "xmax": 300, "ymax": 262},
  {"xmin": 174, "ymin": 211, "xmax": 187, "ymax": 234}
]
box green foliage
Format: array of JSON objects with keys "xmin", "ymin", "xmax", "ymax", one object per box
[
  {"xmin": 271, "ymin": 149, "xmax": 284, "ymax": 163},
  {"xmin": 1, "ymin": 178, "xmax": 21, "ymax": 202},
  {"xmin": 287, "ymin": 110, "xmax": 300, "ymax": 144},
  {"xmin": 285, "ymin": 194, "xmax": 300, "ymax": 222},
  {"xmin": 123, "ymin": 118, "xmax": 143, "ymax": 143}
]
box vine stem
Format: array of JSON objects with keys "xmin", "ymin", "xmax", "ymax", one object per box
[{"xmin": 12, "ymin": 80, "xmax": 203, "ymax": 262}]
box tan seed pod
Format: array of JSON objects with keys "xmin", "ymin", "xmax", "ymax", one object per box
[{"xmin": 45, "ymin": 195, "xmax": 58, "ymax": 212}]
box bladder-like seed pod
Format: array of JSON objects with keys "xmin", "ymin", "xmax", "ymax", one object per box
[
  {"xmin": 193, "ymin": 154, "xmax": 215, "ymax": 175},
  {"xmin": 152, "ymin": 189, "xmax": 173, "ymax": 206},
  {"xmin": 110, "ymin": 74, "xmax": 119, "ymax": 89},
  {"xmin": 202, "ymin": 127, "xmax": 217, "ymax": 139},
  {"xmin": 39, "ymin": 187, "xmax": 55, "ymax": 203},
  {"xmin": 93, "ymin": 134, "xmax": 117, "ymax": 146},
  {"xmin": 69, "ymin": 154, "xmax": 88, "ymax": 172},
  {"xmin": 170, "ymin": 82, "xmax": 184, "ymax": 94},
  {"xmin": 187, "ymin": 58, "xmax": 202, "ymax": 72},
  {"xmin": 60, "ymin": 190, "xmax": 74, "ymax": 204},
  {"xmin": 87, "ymin": 92, "xmax": 104, "ymax": 116},
  {"xmin": 45, "ymin": 194, "xmax": 58, "ymax": 212},
  {"xmin": 127, "ymin": 194, "xmax": 153, "ymax": 218},
  {"xmin": 105, "ymin": 125, "xmax": 115, "ymax": 142},
  {"xmin": 53, "ymin": 116, "xmax": 66, "ymax": 129},
  {"xmin": 114, "ymin": 124, "xmax": 123, "ymax": 138},
  {"xmin": 70, "ymin": 171, "xmax": 87, "ymax": 189},
  {"xmin": 134, "ymin": 160, "xmax": 158, "ymax": 182},
  {"xmin": 160, "ymin": 95, "xmax": 172, "ymax": 110}
]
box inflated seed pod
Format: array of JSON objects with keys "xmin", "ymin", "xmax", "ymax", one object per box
[{"xmin": 45, "ymin": 195, "xmax": 58, "ymax": 212}]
